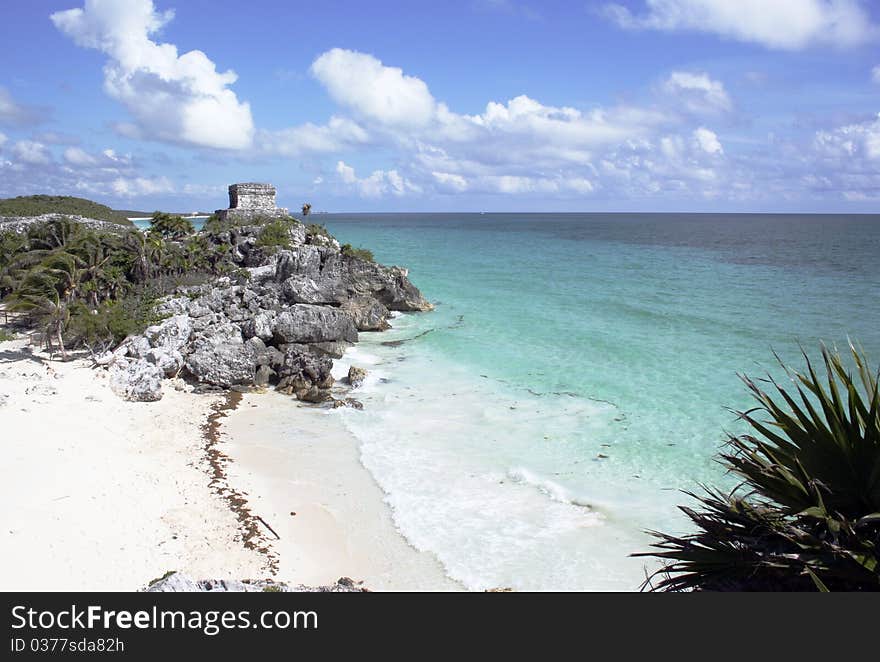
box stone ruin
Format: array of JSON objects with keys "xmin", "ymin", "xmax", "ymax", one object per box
[{"xmin": 215, "ymin": 183, "xmax": 289, "ymax": 223}]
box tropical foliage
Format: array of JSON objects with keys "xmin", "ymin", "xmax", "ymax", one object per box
[
  {"xmin": 636, "ymin": 343, "xmax": 880, "ymax": 591},
  {"xmin": 0, "ymin": 216, "xmax": 241, "ymax": 356},
  {"xmin": 148, "ymin": 211, "xmax": 195, "ymax": 240},
  {"xmin": 340, "ymin": 243, "xmax": 374, "ymax": 263}
]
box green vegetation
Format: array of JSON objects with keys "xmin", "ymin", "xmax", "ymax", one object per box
[
  {"xmin": 0, "ymin": 195, "xmax": 132, "ymax": 226},
  {"xmin": 203, "ymin": 212, "xmax": 302, "ymax": 235},
  {"xmin": 637, "ymin": 343, "xmax": 880, "ymax": 591},
  {"xmin": 0, "ymin": 329, "xmax": 17, "ymax": 341},
  {"xmin": 340, "ymin": 243, "xmax": 375, "ymax": 263},
  {"xmin": 0, "ymin": 216, "xmax": 241, "ymax": 357},
  {"xmin": 261, "ymin": 584, "xmax": 283, "ymax": 593},
  {"xmin": 148, "ymin": 211, "xmax": 195, "ymax": 240},
  {"xmin": 255, "ymin": 219, "xmax": 295, "ymax": 252},
  {"xmin": 305, "ymin": 223, "xmax": 331, "ymax": 241}
]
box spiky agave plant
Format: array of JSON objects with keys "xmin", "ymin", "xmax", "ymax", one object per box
[{"xmin": 635, "ymin": 343, "xmax": 880, "ymax": 591}]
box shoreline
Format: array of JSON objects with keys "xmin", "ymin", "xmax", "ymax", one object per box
[
  {"xmin": 218, "ymin": 389, "xmax": 461, "ymax": 591},
  {"xmin": 0, "ymin": 338, "xmax": 266, "ymax": 591},
  {"xmin": 0, "ymin": 334, "xmax": 459, "ymax": 591}
]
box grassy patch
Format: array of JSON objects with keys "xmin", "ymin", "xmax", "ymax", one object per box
[
  {"xmin": 0, "ymin": 195, "xmax": 132, "ymax": 226},
  {"xmin": 340, "ymin": 243, "xmax": 375, "ymax": 263},
  {"xmin": 0, "ymin": 329, "xmax": 17, "ymax": 341}
]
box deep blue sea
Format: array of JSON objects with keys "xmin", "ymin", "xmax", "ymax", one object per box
[{"xmin": 311, "ymin": 213, "xmax": 880, "ymax": 590}]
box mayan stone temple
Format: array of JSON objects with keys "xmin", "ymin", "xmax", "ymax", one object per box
[{"xmin": 215, "ymin": 182, "xmax": 289, "ymax": 223}]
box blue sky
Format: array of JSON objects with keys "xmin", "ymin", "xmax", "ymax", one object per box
[{"xmin": 0, "ymin": 0, "xmax": 879, "ymax": 213}]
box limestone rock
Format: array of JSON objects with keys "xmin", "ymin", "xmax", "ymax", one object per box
[
  {"xmin": 109, "ymin": 359, "xmax": 163, "ymax": 402},
  {"xmin": 144, "ymin": 314, "xmax": 192, "ymax": 352},
  {"xmin": 184, "ymin": 342, "xmax": 259, "ymax": 387},
  {"xmin": 341, "ymin": 296, "xmax": 391, "ymax": 331},
  {"xmin": 273, "ymin": 304, "xmax": 358, "ymax": 344},
  {"xmin": 346, "ymin": 366, "xmax": 368, "ymax": 388}
]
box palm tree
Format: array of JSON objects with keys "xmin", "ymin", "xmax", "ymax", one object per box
[
  {"xmin": 6, "ymin": 269, "xmax": 72, "ymax": 359},
  {"xmin": 635, "ymin": 343, "xmax": 880, "ymax": 591},
  {"xmin": 302, "ymin": 203, "xmax": 312, "ymax": 218}
]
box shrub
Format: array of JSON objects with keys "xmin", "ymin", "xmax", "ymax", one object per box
[
  {"xmin": 149, "ymin": 212, "xmax": 195, "ymax": 240},
  {"xmin": 256, "ymin": 220, "xmax": 294, "ymax": 252},
  {"xmin": 67, "ymin": 292, "xmax": 162, "ymax": 350},
  {"xmin": 635, "ymin": 343, "xmax": 880, "ymax": 592},
  {"xmin": 340, "ymin": 243, "xmax": 374, "ymax": 263},
  {"xmin": 306, "ymin": 223, "xmax": 331, "ymax": 240}
]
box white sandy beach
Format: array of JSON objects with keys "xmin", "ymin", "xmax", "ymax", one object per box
[
  {"xmin": 0, "ymin": 333, "xmax": 456, "ymax": 591},
  {"xmin": 219, "ymin": 390, "xmax": 459, "ymax": 591}
]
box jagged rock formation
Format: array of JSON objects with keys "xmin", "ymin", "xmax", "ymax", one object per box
[
  {"xmin": 145, "ymin": 572, "xmax": 367, "ymax": 592},
  {"xmin": 102, "ymin": 221, "xmax": 431, "ymax": 403}
]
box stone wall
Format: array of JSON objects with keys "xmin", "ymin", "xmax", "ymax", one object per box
[
  {"xmin": 216, "ymin": 182, "xmax": 288, "ymax": 222},
  {"xmin": 229, "ymin": 183, "xmax": 276, "ymax": 210}
]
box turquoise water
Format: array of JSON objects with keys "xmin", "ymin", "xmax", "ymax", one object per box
[{"xmin": 321, "ymin": 213, "xmax": 880, "ymax": 590}]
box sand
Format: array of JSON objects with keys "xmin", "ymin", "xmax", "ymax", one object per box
[
  {"xmin": 220, "ymin": 391, "xmax": 460, "ymax": 591},
  {"xmin": 0, "ymin": 335, "xmax": 458, "ymax": 591}
]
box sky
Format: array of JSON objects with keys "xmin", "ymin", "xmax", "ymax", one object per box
[{"xmin": 0, "ymin": 0, "xmax": 879, "ymax": 213}]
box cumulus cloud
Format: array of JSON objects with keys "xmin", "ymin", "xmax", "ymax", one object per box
[
  {"xmin": 110, "ymin": 175, "xmax": 174, "ymax": 197},
  {"xmin": 603, "ymin": 0, "xmax": 878, "ymax": 50},
  {"xmin": 305, "ymin": 49, "xmax": 729, "ymax": 199},
  {"xmin": 12, "ymin": 141, "xmax": 52, "ymax": 165},
  {"xmin": 51, "ymin": 0, "xmax": 254, "ymax": 150},
  {"xmin": 813, "ymin": 112, "xmax": 880, "ymax": 160},
  {"xmin": 311, "ymin": 49, "xmax": 440, "ymax": 128},
  {"xmin": 334, "ymin": 160, "xmax": 420, "ymax": 198},
  {"xmin": 63, "ymin": 146, "xmax": 99, "ymax": 166},
  {"xmin": 259, "ymin": 117, "xmax": 370, "ymax": 157},
  {"xmin": 0, "ymin": 139, "xmax": 182, "ymax": 201},
  {"xmin": 661, "ymin": 71, "xmax": 732, "ymax": 114},
  {"xmin": 693, "ymin": 127, "xmax": 723, "ymax": 154}
]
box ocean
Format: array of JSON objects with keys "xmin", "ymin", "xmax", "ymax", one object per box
[{"xmin": 312, "ymin": 212, "xmax": 880, "ymax": 591}]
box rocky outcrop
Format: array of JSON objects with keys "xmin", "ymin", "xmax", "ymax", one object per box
[
  {"xmin": 101, "ymin": 222, "xmax": 431, "ymax": 404},
  {"xmin": 0, "ymin": 214, "xmax": 131, "ymax": 234},
  {"xmin": 109, "ymin": 359, "xmax": 163, "ymax": 402},
  {"xmin": 145, "ymin": 572, "xmax": 366, "ymax": 592},
  {"xmin": 346, "ymin": 366, "xmax": 367, "ymax": 388}
]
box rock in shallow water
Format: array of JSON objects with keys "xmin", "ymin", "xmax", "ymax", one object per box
[{"xmin": 346, "ymin": 365, "xmax": 368, "ymax": 388}]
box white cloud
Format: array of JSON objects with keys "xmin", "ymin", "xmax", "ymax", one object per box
[
  {"xmin": 603, "ymin": 0, "xmax": 878, "ymax": 50},
  {"xmin": 693, "ymin": 127, "xmax": 723, "ymax": 154},
  {"xmin": 307, "ymin": 50, "xmax": 729, "ymax": 199},
  {"xmin": 51, "ymin": 0, "xmax": 254, "ymax": 150},
  {"xmin": 259, "ymin": 117, "xmax": 370, "ymax": 156},
  {"xmin": 12, "ymin": 141, "xmax": 51, "ymax": 165},
  {"xmin": 311, "ymin": 49, "xmax": 439, "ymax": 128},
  {"xmin": 813, "ymin": 113, "xmax": 880, "ymax": 160},
  {"xmin": 432, "ymin": 171, "xmax": 469, "ymax": 192},
  {"xmin": 63, "ymin": 146, "xmax": 99, "ymax": 166},
  {"xmin": 335, "ymin": 160, "xmax": 420, "ymax": 198},
  {"xmin": 873, "ymin": 65, "xmax": 880, "ymax": 83},
  {"xmin": 111, "ymin": 175, "xmax": 174, "ymax": 197},
  {"xmin": 0, "ymin": 132, "xmax": 7, "ymax": 148},
  {"xmin": 661, "ymin": 71, "xmax": 732, "ymax": 114}
]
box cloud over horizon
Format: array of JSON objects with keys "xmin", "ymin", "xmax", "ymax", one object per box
[
  {"xmin": 603, "ymin": 0, "xmax": 878, "ymax": 50},
  {"xmin": 51, "ymin": 0, "xmax": 255, "ymax": 150}
]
